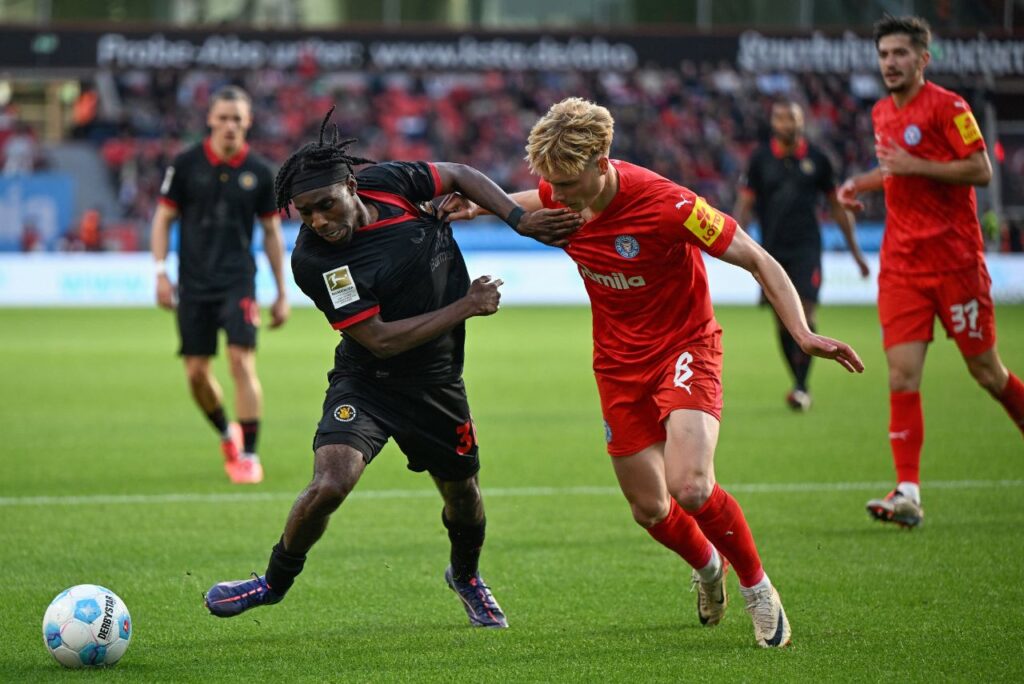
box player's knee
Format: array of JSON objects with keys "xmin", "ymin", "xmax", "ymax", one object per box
[
  {"xmin": 629, "ymin": 497, "xmax": 671, "ymax": 528},
  {"xmin": 966, "ymin": 357, "xmax": 1007, "ymax": 394},
  {"xmin": 669, "ymin": 474, "xmax": 714, "ymax": 511},
  {"xmin": 444, "ymin": 483, "xmax": 483, "ymax": 523},
  {"xmin": 887, "ymin": 365, "xmax": 920, "ymax": 392},
  {"xmin": 306, "ymin": 473, "xmax": 353, "ymax": 512},
  {"xmin": 185, "ymin": 365, "xmax": 210, "ymax": 389},
  {"xmin": 227, "ymin": 351, "xmax": 255, "ymax": 380}
]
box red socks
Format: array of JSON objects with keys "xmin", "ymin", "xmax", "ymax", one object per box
[
  {"xmin": 998, "ymin": 372, "xmax": 1024, "ymax": 437},
  {"xmin": 889, "ymin": 391, "xmax": 924, "ymax": 484},
  {"xmin": 689, "ymin": 485, "xmax": 764, "ymax": 587},
  {"xmin": 646, "ymin": 498, "xmax": 713, "ymax": 570}
]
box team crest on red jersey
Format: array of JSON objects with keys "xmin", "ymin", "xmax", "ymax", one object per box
[
  {"xmin": 903, "ymin": 124, "xmax": 922, "ymax": 146},
  {"xmin": 614, "ymin": 235, "xmax": 640, "ymax": 258}
]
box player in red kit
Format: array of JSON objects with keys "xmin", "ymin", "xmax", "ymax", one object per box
[
  {"xmin": 452, "ymin": 98, "xmax": 864, "ymax": 648},
  {"xmin": 838, "ymin": 16, "xmax": 1024, "ymax": 529}
]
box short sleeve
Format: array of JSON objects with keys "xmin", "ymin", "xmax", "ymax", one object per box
[
  {"xmin": 359, "ymin": 161, "xmax": 441, "ymax": 203},
  {"xmin": 662, "ymin": 186, "xmax": 737, "ymax": 258},
  {"xmin": 292, "ymin": 250, "xmax": 382, "ymax": 330},
  {"xmin": 938, "ymin": 97, "xmax": 986, "ymax": 159},
  {"xmin": 159, "ymin": 154, "xmax": 187, "ymax": 210}
]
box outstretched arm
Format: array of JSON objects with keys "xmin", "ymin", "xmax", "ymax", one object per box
[
  {"xmin": 343, "ymin": 276, "xmax": 503, "ymax": 359},
  {"xmin": 718, "ymin": 227, "xmax": 864, "ymax": 373},
  {"xmin": 433, "ymin": 162, "xmax": 582, "ymax": 246}
]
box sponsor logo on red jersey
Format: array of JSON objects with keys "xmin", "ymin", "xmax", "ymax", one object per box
[{"xmin": 578, "ymin": 263, "xmax": 647, "ymax": 290}]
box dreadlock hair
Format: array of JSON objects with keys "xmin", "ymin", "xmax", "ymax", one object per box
[{"xmin": 274, "ymin": 106, "xmax": 376, "ymax": 216}]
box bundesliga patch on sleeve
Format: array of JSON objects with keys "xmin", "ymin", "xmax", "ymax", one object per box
[
  {"xmin": 322, "ymin": 265, "xmax": 360, "ymax": 309},
  {"xmin": 682, "ymin": 197, "xmax": 726, "ymax": 247},
  {"xmin": 953, "ymin": 111, "xmax": 981, "ymax": 145}
]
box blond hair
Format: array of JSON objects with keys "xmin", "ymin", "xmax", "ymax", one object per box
[{"xmin": 525, "ymin": 98, "xmax": 614, "ymax": 178}]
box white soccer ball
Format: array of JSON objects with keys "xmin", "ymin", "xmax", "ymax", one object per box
[{"xmin": 42, "ymin": 584, "xmax": 132, "ymax": 668}]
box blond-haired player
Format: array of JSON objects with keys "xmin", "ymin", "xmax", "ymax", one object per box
[{"xmin": 452, "ymin": 97, "xmax": 865, "ymax": 648}]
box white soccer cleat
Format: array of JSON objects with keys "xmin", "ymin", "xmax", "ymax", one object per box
[
  {"xmin": 786, "ymin": 389, "xmax": 812, "ymax": 412},
  {"xmin": 742, "ymin": 584, "xmax": 791, "ymax": 648},
  {"xmin": 866, "ymin": 489, "xmax": 923, "ymax": 528},
  {"xmin": 691, "ymin": 558, "xmax": 729, "ymax": 627}
]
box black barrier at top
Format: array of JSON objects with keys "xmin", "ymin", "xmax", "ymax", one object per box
[{"xmin": 1, "ymin": 25, "xmax": 1022, "ymax": 76}]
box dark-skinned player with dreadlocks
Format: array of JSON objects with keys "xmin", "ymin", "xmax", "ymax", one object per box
[{"xmin": 203, "ymin": 109, "xmax": 582, "ymax": 628}]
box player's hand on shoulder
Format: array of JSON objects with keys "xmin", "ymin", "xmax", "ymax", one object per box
[
  {"xmin": 155, "ymin": 274, "xmax": 176, "ymax": 310},
  {"xmin": 516, "ymin": 208, "xmax": 584, "ymax": 247},
  {"xmin": 799, "ymin": 333, "xmax": 865, "ymax": 374},
  {"xmin": 837, "ymin": 179, "xmax": 864, "ymax": 212},
  {"xmin": 464, "ymin": 275, "xmax": 503, "ymax": 317},
  {"xmin": 270, "ymin": 294, "xmax": 290, "ymax": 329}
]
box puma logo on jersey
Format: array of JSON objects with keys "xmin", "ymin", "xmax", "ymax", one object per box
[
  {"xmin": 675, "ymin": 194, "xmax": 693, "ymax": 210},
  {"xmin": 578, "ymin": 264, "xmax": 647, "ymax": 290}
]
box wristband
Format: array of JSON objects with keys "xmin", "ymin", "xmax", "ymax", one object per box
[
  {"xmin": 154, "ymin": 260, "xmax": 167, "ymax": 276},
  {"xmin": 505, "ymin": 206, "xmax": 525, "ymax": 230}
]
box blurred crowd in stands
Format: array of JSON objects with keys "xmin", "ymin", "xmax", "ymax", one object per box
[
  {"xmin": 5, "ymin": 60, "xmax": 1023, "ymax": 251},
  {"xmin": 83, "ymin": 62, "xmax": 889, "ymax": 224}
]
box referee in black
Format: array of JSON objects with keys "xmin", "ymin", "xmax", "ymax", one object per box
[
  {"xmin": 734, "ymin": 99, "xmax": 870, "ymax": 411},
  {"xmin": 150, "ymin": 85, "xmax": 289, "ymax": 484},
  {"xmin": 203, "ymin": 110, "xmax": 581, "ymax": 627}
]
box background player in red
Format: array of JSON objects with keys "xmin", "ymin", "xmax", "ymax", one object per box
[
  {"xmin": 452, "ymin": 97, "xmax": 864, "ymax": 648},
  {"xmin": 151, "ymin": 86, "xmax": 290, "ymax": 484},
  {"xmin": 838, "ymin": 16, "xmax": 1024, "ymax": 528},
  {"xmin": 734, "ymin": 99, "xmax": 870, "ymax": 411}
]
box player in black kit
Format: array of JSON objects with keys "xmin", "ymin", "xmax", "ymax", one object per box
[
  {"xmin": 204, "ymin": 109, "xmax": 582, "ymax": 628},
  {"xmin": 151, "ymin": 85, "xmax": 290, "ymax": 484},
  {"xmin": 734, "ymin": 99, "xmax": 870, "ymax": 411}
]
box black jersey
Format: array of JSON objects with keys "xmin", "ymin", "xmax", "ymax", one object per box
[
  {"xmin": 160, "ymin": 139, "xmax": 277, "ymax": 300},
  {"xmin": 741, "ymin": 139, "xmax": 836, "ymax": 256},
  {"xmin": 292, "ymin": 161, "xmax": 470, "ymax": 384}
]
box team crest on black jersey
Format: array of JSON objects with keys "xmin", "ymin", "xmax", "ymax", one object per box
[
  {"xmin": 238, "ymin": 171, "xmax": 257, "ymax": 190},
  {"xmin": 800, "ymin": 159, "xmax": 816, "ymax": 175},
  {"xmin": 614, "ymin": 235, "xmax": 640, "ymax": 259},
  {"xmin": 334, "ymin": 404, "xmax": 357, "ymax": 422}
]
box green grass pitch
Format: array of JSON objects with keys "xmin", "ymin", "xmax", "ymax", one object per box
[{"xmin": 1, "ymin": 304, "xmax": 1022, "ymax": 682}]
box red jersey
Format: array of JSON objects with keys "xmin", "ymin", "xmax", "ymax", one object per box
[
  {"xmin": 871, "ymin": 81, "xmax": 987, "ymax": 274},
  {"xmin": 539, "ymin": 160, "xmax": 737, "ymax": 372}
]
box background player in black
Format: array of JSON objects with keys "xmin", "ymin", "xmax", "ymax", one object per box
[
  {"xmin": 734, "ymin": 99, "xmax": 870, "ymax": 411},
  {"xmin": 203, "ymin": 110, "xmax": 581, "ymax": 628},
  {"xmin": 150, "ymin": 86, "xmax": 289, "ymax": 484}
]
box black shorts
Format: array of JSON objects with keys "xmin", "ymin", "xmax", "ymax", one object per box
[
  {"xmin": 314, "ymin": 375, "xmax": 480, "ymax": 482},
  {"xmin": 176, "ymin": 288, "xmax": 259, "ymax": 356},
  {"xmin": 762, "ymin": 251, "xmax": 822, "ymax": 304}
]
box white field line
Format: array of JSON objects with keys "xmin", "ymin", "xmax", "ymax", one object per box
[{"xmin": 0, "ymin": 479, "xmax": 1021, "ymax": 507}]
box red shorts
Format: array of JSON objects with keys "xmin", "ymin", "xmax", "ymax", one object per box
[
  {"xmin": 594, "ymin": 334, "xmax": 723, "ymax": 457},
  {"xmin": 878, "ymin": 261, "xmax": 996, "ymax": 357}
]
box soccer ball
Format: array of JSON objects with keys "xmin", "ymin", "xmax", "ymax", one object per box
[{"xmin": 42, "ymin": 584, "xmax": 132, "ymax": 668}]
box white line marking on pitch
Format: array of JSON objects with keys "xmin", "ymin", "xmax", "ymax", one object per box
[{"xmin": 0, "ymin": 480, "xmax": 1021, "ymax": 507}]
